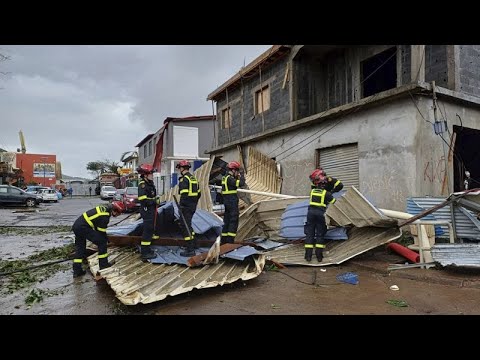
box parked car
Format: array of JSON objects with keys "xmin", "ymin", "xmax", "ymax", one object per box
[
  {"xmin": 113, "ymin": 188, "xmax": 126, "ymax": 201},
  {"xmin": 25, "ymin": 185, "xmax": 49, "ymax": 194},
  {"xmin": 122, "ymin": 186, "xmax": 140, "ymax": 212},
  {"xmin": 37, "ymin": 188, "xmax": 59, "ymax": 203},
  {"xmin": 0, "ymin": 185, "xmax": 40, "ymax": 207},
  {"xmin": 100, "ymin": 185, "xmax": 117, "ymax": 200}
]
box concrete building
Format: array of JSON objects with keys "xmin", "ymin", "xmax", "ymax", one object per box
[
  {"xmin": 136, "ymin": 115, "xmax": 216, "ymax": 194},
  {"xmin": 207, "ymin": 45, "xmax": 480, "ymax": 211},
  {"xmin": 16, "ymin": 153, "xmax": 57, "ymax": 187}
]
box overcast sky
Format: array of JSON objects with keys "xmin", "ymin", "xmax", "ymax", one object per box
[{"xmin": 0, "ymin": 45, "xmax": 270, "ymax": 179}]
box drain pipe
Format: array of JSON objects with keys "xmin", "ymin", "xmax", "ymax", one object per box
[{"xmin": 379, "ymin": 208, "xmax": 433, "ymax": 264}]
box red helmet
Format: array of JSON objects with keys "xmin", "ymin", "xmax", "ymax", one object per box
[
  {"xmin": 111, "ymin": 201, "xmax": 125, "ymax": 214},
  {"xmin": 176, "ymin": 160, "xmax": 191, "ymax": 169},
  {"xmin": 318, "ymin": 167, "xmax": 326, "ymax": 176},
  {"xmin": 227, "ymin": 161, "xmax": 241, "ymax": 170},
  {"xmin": 309, "ymin": 169, "xmax": 326, "ymax": 185},
  {"xmin": 137, "ymin": 164, "xmax": 154, "ymax": 174}
]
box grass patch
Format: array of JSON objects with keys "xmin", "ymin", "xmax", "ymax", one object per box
[
  {"xmin": 0, "ymin": 225, "xmax": 72, "ymax": 236},
  {"xmin": 0, "ymin": 243, "xmax": 74, "ymax": 294}
]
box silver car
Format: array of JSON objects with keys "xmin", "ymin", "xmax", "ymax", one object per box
[{"xmin": 100, "ymin": 185, "xmax": 117, "ymax": 200}]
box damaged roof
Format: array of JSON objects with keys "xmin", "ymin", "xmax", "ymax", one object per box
[{"xmin": 88, "ymin": 247, "xmax": 265, "ymax": 305}]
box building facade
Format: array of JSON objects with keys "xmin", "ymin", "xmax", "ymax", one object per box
[
  {"xmin": 136, "ymin": 115, "xmax": 216, "ymax": 194},
  {"xmin": 16, "ymin": 153, "xmax": 57, "ymax": 187},
  {"xmin": 207, "ymin": 45, "xmax": 480, "ymax": 211}
]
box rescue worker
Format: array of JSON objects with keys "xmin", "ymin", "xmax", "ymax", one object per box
[
  {"xmin": 304, "ymin": 169, "xmax": 336, "ymax": 262},
  {"xmin": 311, "ymin": 167, "xmax": 344, "ymax": 193},
  {"xmin": 221, "ymin": 161, "xmax": 245, "ymax": 245},
  {"xmin": 176, "ymin": 160, "xmax": 201, "ymax": 257},
  {"xmin": 137, "ymin": 164, "xmax": 159, "ymax": 260},
  {"xmin": 72, "ymin": 201, "xmax": 126, "ymax": 277}
]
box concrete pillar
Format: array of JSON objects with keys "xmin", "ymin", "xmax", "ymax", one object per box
[
  {"xmin": 411, "ymin": 45, "xmax": 425, "ymax": 83},
  {"xmin": 446, "ymin": 45, "xmax": 459, "ymax": 91}
]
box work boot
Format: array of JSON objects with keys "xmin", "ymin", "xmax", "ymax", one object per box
[
  {"xmin": 315, "ymin": 249, "xmax": 324, "ymax": 262},
  {"xmin": 304, "ymin": 248, "xmax": 313, "ymax": 262},
  {"xmin": 220, "ymin": 236, "xmax": 228, "ymax": 245},
  {"xmin": 141, "ymin": 245, "xmax": 156, "ymax": 260},
  {"xmin": 99, "ymin": 257, "xmax": 113, "ymax": 270},
  {"xmin": 192, "ymin": 238, "xmax": 199, "ymax": 249},
  {"xmin": 180, "ymin": 241, "xmax": 196, "ymax": 257},
  {"xmin": 73, "ymin": 263, "xmax": 86, "ymax": 278}
]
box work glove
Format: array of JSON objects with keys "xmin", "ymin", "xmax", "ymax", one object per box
[{"xmin": 155, "ymin": 196, "xmax": 161, "ymax": 205}]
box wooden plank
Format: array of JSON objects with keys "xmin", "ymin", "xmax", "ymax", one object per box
[{"xmin": 187, "ymin": 243, "xmax": 243, "ymax": 267}]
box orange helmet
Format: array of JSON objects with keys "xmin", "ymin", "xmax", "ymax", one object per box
[
  {"xmin": 228, "ymin": 161, "xmax": 241, "ymax": 170},
  {"xmin": 176, "ymin": 160, "xmax": 191, "ymax": 169},
  {"xmin": 309, "ymin": 169, "xmax": 326, "ymax": 185},
  {"xmin": 111, "ymin": 201, "xmax": 126, "ymax": 214},
  {"xmin": 137, "ymin": 164, "xmax": 154, "ymax": 174}
]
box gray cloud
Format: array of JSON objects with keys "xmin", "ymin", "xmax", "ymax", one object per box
[{"xmin": 0, "ymin": 45, "xmax": 269, "ymax": 178}]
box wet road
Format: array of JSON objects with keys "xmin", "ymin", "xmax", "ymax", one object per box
[{"xmin": 2, "ymin": 197, "xmax": 480, "ymax": 315}]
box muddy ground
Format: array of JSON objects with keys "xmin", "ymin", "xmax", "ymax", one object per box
[{"xmin": 1, "ymin": 198, "xmax": 480, "ymax": 315}]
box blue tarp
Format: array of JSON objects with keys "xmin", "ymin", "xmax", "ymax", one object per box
[
  {"xmin": 107, "ymin": 201, "xmax": 223, "ymax": 241},
  {"xmin": 148, "ymin": 246, "xmax": 212, "ymax": 265},
  {"xmin": 279, "ymin": 191, "xmax": 348, "ymax": 241}
]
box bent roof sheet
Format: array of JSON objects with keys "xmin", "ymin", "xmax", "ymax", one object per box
[{"xmin": 88, "ymin": 247, "xmax": 265, "ymax": 305}]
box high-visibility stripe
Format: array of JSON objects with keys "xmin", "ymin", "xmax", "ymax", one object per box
[
  {"xmin": 184, "ymin": 236, "xmax": 193, "ymax": 241},
  {"xmin": 73, "ymin": 258, "xmax": 83, "ymax": 263},
  {"xmin": 97, "ymin": 253, "xmax": 108, "ymax": 259},
  {"xmin": 309, "ymin": 189, "xmax": 327, "ymax": 207},
  {"xmin": 334, "ymin": 180, "xmax": 341, "ymax": 187},
  {"xmin": 183, "ymin": 175, "xmax": 199, "ymax": 196},
  {"xmin": 83, "ymin": 212, "xmax": 94, "ymax": 229},
  {"xmin": 315, "ymin": 244, "xmax": 326, "ymax": 248},
  {"xmin": 180, "ymin": 189, "xmax": 189, "ymax": 194},
  {"xmin": 141, "ymin": 241, "xmax": 151, "ymax": 246},
  {"xmin": 221, "ymin": 175, "xmax": 237, "ymax": 194},
  {"xmin": 304, "ymin": 244, "xmax": 314, "ymax": 248},
  {"xmin": 227, "ymin": 232, "xmax": 236, "ymax": 236},
  {"xmin": 97, "ymin": 227, "xmax": 107, "ymax": 232},
  {"xmin": 329, "ymin": 198, "xmax": 336, "ymax": 204},
  {"xmin": 221, "ymin": 232, "xmax": 228, "ymax": 236},
  {"xmin": 83, "ymin": 206, "xmax": 110, "ymax": 230},
  {"xmin": 152, "ymin": 235, "xmax": 159, "ymax": 239},
  {"xmin": 139, "ymin": 195, "xmax": 155, "ymax": 201},
  {"xmin": 139, "ymin": 181, "xmax": 145, "ymax": 185}
]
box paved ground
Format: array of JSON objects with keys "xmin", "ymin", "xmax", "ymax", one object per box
[{"xmin": 1, "ymin": 197, "xmax": 480, "ymax": 315}]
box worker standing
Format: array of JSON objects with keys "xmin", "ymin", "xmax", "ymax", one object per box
[
  {"xmin": 221, "ymin": 161, "xmax": 245, "ymax": 245},
  {"xmin": 304, "ymin": 169, "xmax": 336, "ymax": 262},
  {"xmin": 72, "ymin": 201, "xmax": 125, "ymax": 277},
  {"xmin": 137, "ymin": 164, "xmax": 159, "ymax": 260},
  {"xmin": 176, "ymin": 160, "xmax": 201, "ymax": 257}
]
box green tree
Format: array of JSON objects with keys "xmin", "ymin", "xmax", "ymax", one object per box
[{"xmin": 86, "ymin": 161, "xmax": 104, "ymax": 179}]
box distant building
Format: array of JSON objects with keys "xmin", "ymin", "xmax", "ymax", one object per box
[{"xmin": 16, "ymin": 153, "xmax": 57, "ymax": 187}]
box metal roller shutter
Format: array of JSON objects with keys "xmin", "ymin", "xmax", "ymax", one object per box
[{"xmin": 318, "ymin": 143, "xmax": 359, "ymax": 189}]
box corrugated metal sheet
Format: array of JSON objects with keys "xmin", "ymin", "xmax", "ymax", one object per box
[
  {"xmin": 266, "ymin": 227, "xmax": 402, "ymax": 266},
  {"xmin": 244, "ymin": 146, "xmax": 282, "ymax": 204},
  {"xmin": 236, "ymin": 198, "xmax": 301, "ymax": 243},
  {"xmin": 407, "ymin": 197, "xmax": 480, "ymax": 240},
  {"xmin": 88, "ymin": 247, "xmax": 265, "ymax": 305},
  {"xmin": 319, "ymin": 143, "xmax": 359, "ymax": 189},
  {"xmin": 159, "ymin": 157, "xmax": 214, "ymax": 212},
  {"xmin": 326, "ymin": 186, "xmax": 398, "ymax": 228},
  {"xmin": 431, "ymin": 243, "xmax": 480, "ymax": 268}
]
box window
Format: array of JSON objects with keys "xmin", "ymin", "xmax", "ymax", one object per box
[
  {"xmin": 221, "ymin": 107, "xmax": 232, "ymax": 129},
  {"xmin": 148, "ymin": 140, "xmax": 152, "ymax": 156},
  {"xmin": 361, "ymin": 47, "xmax": 397, "ymax": 98},
  {"xmin": 143, "ymin": 144, "xmax": 147, "ymax": 158},
  {"xmin": 255, "ymin": 85, "xmax": 270, "ymax": 115}
]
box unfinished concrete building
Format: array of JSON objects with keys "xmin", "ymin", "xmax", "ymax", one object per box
[{"xmin": 207, "ymin": 45, "xmax": 480, "ymax": 211}]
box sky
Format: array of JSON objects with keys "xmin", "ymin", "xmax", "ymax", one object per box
[{"xmin": 0, "ymin": 45, "xmax": 270, "ymax": 179}]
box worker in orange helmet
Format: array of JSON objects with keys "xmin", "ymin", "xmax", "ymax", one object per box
[
  {"xmin": 220, "ymin": 161, "xmax": 246, "ymax": 244},
  {"xmin": 304, "ymin": 169, "xmax": 336, "ymax": 262},
  {"xmin": 72, "ymin": 201, "xmax": 125, "ymax": 277}
]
